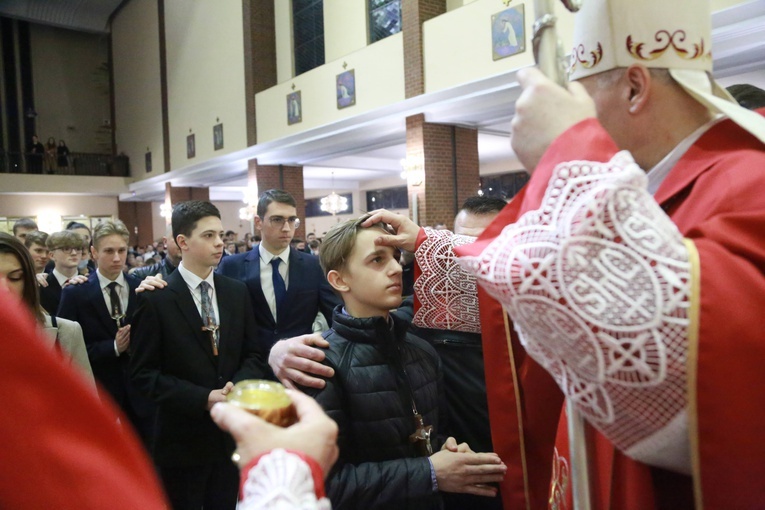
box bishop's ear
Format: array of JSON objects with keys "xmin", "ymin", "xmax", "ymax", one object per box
[{"xmin": 326, "ymin": 269, "xmax": 350, "ymax": 294}]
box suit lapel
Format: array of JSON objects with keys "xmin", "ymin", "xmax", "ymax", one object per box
[
  {"xmin": 125, "ymin": 274, "xmax": 139, "ymax": 321},
  {"xmin": 246, "ymin": 245, "xmax": 272, "ymax": 323},
  {"xmin": 279, "ymin": 248, "xmax": 302, "ymax": 319},
  {"xmin": 167, "ymin": 271, "xmax": 217, "ymax": 365},
  {"xmin": 214, "ymin": 274, "xmax": 234, "ymax": 357}
]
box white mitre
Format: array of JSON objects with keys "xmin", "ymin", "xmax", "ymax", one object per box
[{"xmin": 568, "ymin": 0, "xmax": 765, "ymax": 144}]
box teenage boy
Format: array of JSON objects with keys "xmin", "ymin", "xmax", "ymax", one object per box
[
  {"xmin": 24, "ymin": 230, "xmax": 49, "ymax": 273},
  {"xmin": 302, "ymin": 215, "xmax": 506, "ymax": 510},
  {"xmin": 39, "ymin": 230, "xmax": 82, "ymax": 315},
  {"xmin": 58, "ymin": 220, "xmax": 154, "ymax": 444},
  {"xmin": 130, "ymin": 201, "xmax": 268, "ymax": 510}
]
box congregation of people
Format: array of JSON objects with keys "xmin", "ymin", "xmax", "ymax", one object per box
[{"xmin": 3, "ymin": 0, "xmax": 765, "ymax": 508}]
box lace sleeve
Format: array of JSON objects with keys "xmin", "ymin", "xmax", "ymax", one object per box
[
  {"xmin": 458, "ymin": 152, "xmax": 693, "ymax": 474},
  {"xmin": 413, "ymin": 229, "xmax": 482, "ymax": 333},
  {"xmin": 239, "ymin": 449, "xmax": 332, "ymax": 510}
]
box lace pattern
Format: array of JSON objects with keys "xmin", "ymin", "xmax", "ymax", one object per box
[
  {"xmin": 458, "ymin": 152, "xmax": 691, "ymax": 456},
  {"xmin": 413, "ymin": 229, "xmax": 482, "ymax": 333},
  {"xmin": 239, "ymin": 449, "xmax": 331, "ymax": 510}
]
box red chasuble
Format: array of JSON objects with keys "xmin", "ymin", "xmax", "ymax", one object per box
[{"xmin": 445, "ymin": 114, "xmax": 765, "ymax": 510}]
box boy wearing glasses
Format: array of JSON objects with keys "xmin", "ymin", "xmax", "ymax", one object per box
[
  {"xmin": 217, "ymin": 189, "xmax": 340, "ymax": 353},
  {"xmin": 39, "ymin": 230, "xmax": 83, "ymax": 315}
]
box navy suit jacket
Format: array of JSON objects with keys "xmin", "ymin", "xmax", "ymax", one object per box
[
  {"xmin": 39, "ymin": 272, "xmax": 62, "ymax": 316},
  {"xmin": 129, "ymin": 269, "xmax": 268, "ymax": 466},
  {"xmin": 217, "ymin": 246, "xmax": 340, "ymax": 351},
  {"xmin": 57, "ymin": 272, "xmax": 139, "ymax": 404}
]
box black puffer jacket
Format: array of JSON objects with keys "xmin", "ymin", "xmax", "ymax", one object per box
[{"xmin": 304, "ymin": 307, "xmax": 444, "ymax": 510}]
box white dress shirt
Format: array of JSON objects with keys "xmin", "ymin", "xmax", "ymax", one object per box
[
  {"xmin": 259, "ymin": 246, "xmax": 290, "ymax": 321},
  {"xmin": 177, "ymin": 261, "xmax": 220, "ymax": 323},
  {"xmin": 52, "ymin": 268, "xmax": 74, "ymax": 288}
]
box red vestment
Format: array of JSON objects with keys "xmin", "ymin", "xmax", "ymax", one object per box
[{"xmin": 447, "ymin": 114, "xmax": 765, "ymax": 509}]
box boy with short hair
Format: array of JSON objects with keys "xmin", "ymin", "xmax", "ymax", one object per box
[
  {"xmin": 24, "ymin": 230, "xmax": 49, "ymax": 273},
  {"xmin": 130, "ymin": 200, "xmax": 268, "ymax": 510},
  {"xmin": 39, "ymin": 231, "xmax": 83, "ymax": 315},
  {"xmin": 303, "ymin": 215, "xmax": 506, "ymax": 510}
]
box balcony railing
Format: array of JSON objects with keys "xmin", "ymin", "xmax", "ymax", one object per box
[{"xmin": 0, "ymin": 152, "xmax": 129, "ymax": 177}]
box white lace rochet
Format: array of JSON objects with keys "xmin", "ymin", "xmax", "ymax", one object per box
[
  {"xmin": 239, "ymin": 449, "xmax": 332, "ymax": 510},
  {"xmin": 420, "ymin": 152, "xmax": 694, "ymax": 473}
]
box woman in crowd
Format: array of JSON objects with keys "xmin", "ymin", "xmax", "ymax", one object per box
[
  {"xmin": 0, "ymin": 232, "xmax": 95, "ymax": 388},
  {"xmin": 57, "ymin": 139, "xmax": 70, "ymax": 170},
  {"xmin": 45, "ymin": 136, "xmax": 57, "ymax": 173}
]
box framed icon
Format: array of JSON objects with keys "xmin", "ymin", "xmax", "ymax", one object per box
[
  {"xmin": 187, "ymin": 134, "xmax": 196, "ymax": 159},
  {"xmin": 492, "ymin": 5, "xmax": 526, "ymax": 61},
  {"xmin": 213, "ymin": 123, "xmax": 224, "ymax": 151},
  {"xmin": 145, "ymin": 151, "xmax": 152, "ymax": 173},
  {"xmin": 336, "ymin": 70, "xmax": 356, "ymax": 109},
  {"xmin": 287, "ymin": 91, "xmax": 302, "ymax": 125}
]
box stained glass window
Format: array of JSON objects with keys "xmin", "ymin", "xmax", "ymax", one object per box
[{"xmin": 369, "ymin": 0, "xmax": 401, "ymax": 43}]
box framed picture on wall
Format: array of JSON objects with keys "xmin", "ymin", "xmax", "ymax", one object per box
[
  {"xmin": 187, "ymin": 134, "xmax": 196, "ymax": 159},
  {"xmin": 145, "ymin": 151, "xmax": 152, "ymax": 173},
  {"xmin": 491, "ymin": 4, "xmax": 526, "ymax": 61},
  {"xmin": 336, "ymin": 70, "xmax": 356, "ymax": 109},
  {"xmin": 213, "ymin": 124, "xmax": 224, "ymax": 150},
  {"xmin": 287, "ymin": 91, "xmax": 302, "ymax": 125}
]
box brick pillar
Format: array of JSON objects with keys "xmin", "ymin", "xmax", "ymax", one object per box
[
  {"xmin": 405, "ymin": 114, "xmax": 479, "ymax": 227},
  {"xmin": 168, "ymin": 185, "xmax": 209, "ymax": 204},
  {"xmin": 250, "ymin": 159, "xmax": 306, "ymax": 240},
  {"xmin": 243, "ymin": 0, "xmax": 277, "ymax": 146},
  {"xmin": 402, "ymin": 0, "xmax": 446, "ymax": 98},
  {"xmin": 118, "ymin": 201, "xmax": 154, "ymax": 247}
]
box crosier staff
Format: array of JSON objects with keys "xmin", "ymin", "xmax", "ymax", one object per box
[{"xmin": 529, "ymin": 0, "xmax": 591, "ymax": 509}]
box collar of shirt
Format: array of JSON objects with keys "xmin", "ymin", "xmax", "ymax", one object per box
[
  {"xmin": 96, "ymin": 268, "xmax": 127, "ymax": 290},
  {"xmin": 177, "ymin": 261, "xmax": 215, "ymax": 292},
  {"xmin": 258, "ymin": 245, "xmax": 291, "ymax": 266},
  {"xmin": 52, "ymin": 268, "xmax": 73, "ymax": 288},
  {"xmin": 646, "ymin": 114, "xmax": 725, "ymax": 196}
]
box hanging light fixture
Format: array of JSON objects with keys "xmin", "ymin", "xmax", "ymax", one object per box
[{"xmin": 320, "ymin": 172, "xmax": 348, "ymax": 215}]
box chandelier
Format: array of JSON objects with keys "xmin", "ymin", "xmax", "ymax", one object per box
[{"xmin": 320, "ymin": 173, "xmax": 348, "ymax": 215}]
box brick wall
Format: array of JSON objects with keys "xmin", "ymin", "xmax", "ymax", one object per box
[
  {"xmin": 118, "ymin": 201, "xmax": 154, "ymax": 247},
  {"xmin": 405, "ymin": 114, "xmax": 479, "ymax": 227},
  {"xmin": 402, "ymin": 0, "xmax": 446, "ymax": 98},
  {"xmin": 242, "ymin": 0, "xmax": 277, "ymax": 146}
]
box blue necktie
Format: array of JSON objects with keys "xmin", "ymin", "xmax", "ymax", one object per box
[{"xmin": 270, "ymin": 257, "xmax": 286, "ymax": 309}]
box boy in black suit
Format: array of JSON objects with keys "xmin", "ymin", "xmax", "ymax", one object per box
[
  {"xmin": 39, "ymin": 230, "xmax": 82, "ymax": 315},
  {"xmin": 130, "ymin": 201, "xmax": 267, "ymax": 510}
]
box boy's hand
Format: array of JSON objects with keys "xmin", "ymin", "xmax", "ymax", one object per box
[
  {"xmin": 64, "ymin": 275, "xmax": 88, "ymax": 286},
  {"xmin": 430, "ymin": 449, "xmax": 506, "ymax": 497},
  {"xmin": 441, "ymin": 436, "xmax": 473, "ymax": 453},
  {"xmin": 269, "ymin": 334, "xmax": 334, "ymax": 390},
  {"xmin": 115, "ymin": 325, "xmax": 131, "ymax": 354},
  {"xmin": 135, "ymin": 274, "xmax": 167, "ymax": 293},
  {"xmin": 207, "ymin": 381, "xmax": 234, "ymax": 410}
]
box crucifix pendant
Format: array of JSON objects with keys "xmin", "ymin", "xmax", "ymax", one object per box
[
  {"xmin": 110, "ymin": 308, "xmax": 125, "ymax": 331},
  {"xmin": 202, "ymin": 318, "xmax": 219, "ymax": 356},
  {"xmin": 409, "ymin": 413, "xmax": 434, "ymax": 457}
]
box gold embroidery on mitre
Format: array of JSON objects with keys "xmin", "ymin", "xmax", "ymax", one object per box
[
  {"xmin": 626, "ymin": 30, "xmax": 710, "ymax": 61},
  {"xmin": 569, "ymin": 42, "xmax": 604, "ymax": 72},
  {"xmin": 548, "ymin": 447, "xmax": 570, "ymax": 510}
]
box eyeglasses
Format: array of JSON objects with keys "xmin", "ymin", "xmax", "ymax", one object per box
[{"xmin": 264, "ymin": 216, "xmax": 300, "ymax": 229}]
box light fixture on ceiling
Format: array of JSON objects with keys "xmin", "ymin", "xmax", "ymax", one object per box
[
  {"xmin": 239, "ymin": 185, "xmax": 259, "ymax": 221},
  {"xmin": 320, "ymin": 172, "xmax": 348, "ymax": 215},
  {"xmin": 159, "ymin": 202, "xmax": 172, "ymax": 218}
]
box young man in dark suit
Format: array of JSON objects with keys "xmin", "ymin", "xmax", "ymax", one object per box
[
  {"xmin": 57, "ymin": 220, "xmax": 153, "ymax": 445},
  {"xmin": 130, "ymin": 201, "xmax": 268, "ymax": 510},
  {"xmin": 39, "ymin": 230, "xmax": 82, "ymax": 315},
  {"xmin": 217, "ymin": 189, "xmax": 340, "ymax": 352}
]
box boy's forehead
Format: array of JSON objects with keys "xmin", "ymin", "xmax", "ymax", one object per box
[
  {"xmin": 351, "ymin": 228, "xmax": 395, "ymax": 256},
  {"xmin": 192, "ymin": 216, "xmax": 223, "ymax": 234},
  {"xmin": 265, "ymin": 201, "xmax": 296, "ymax": 217}
]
